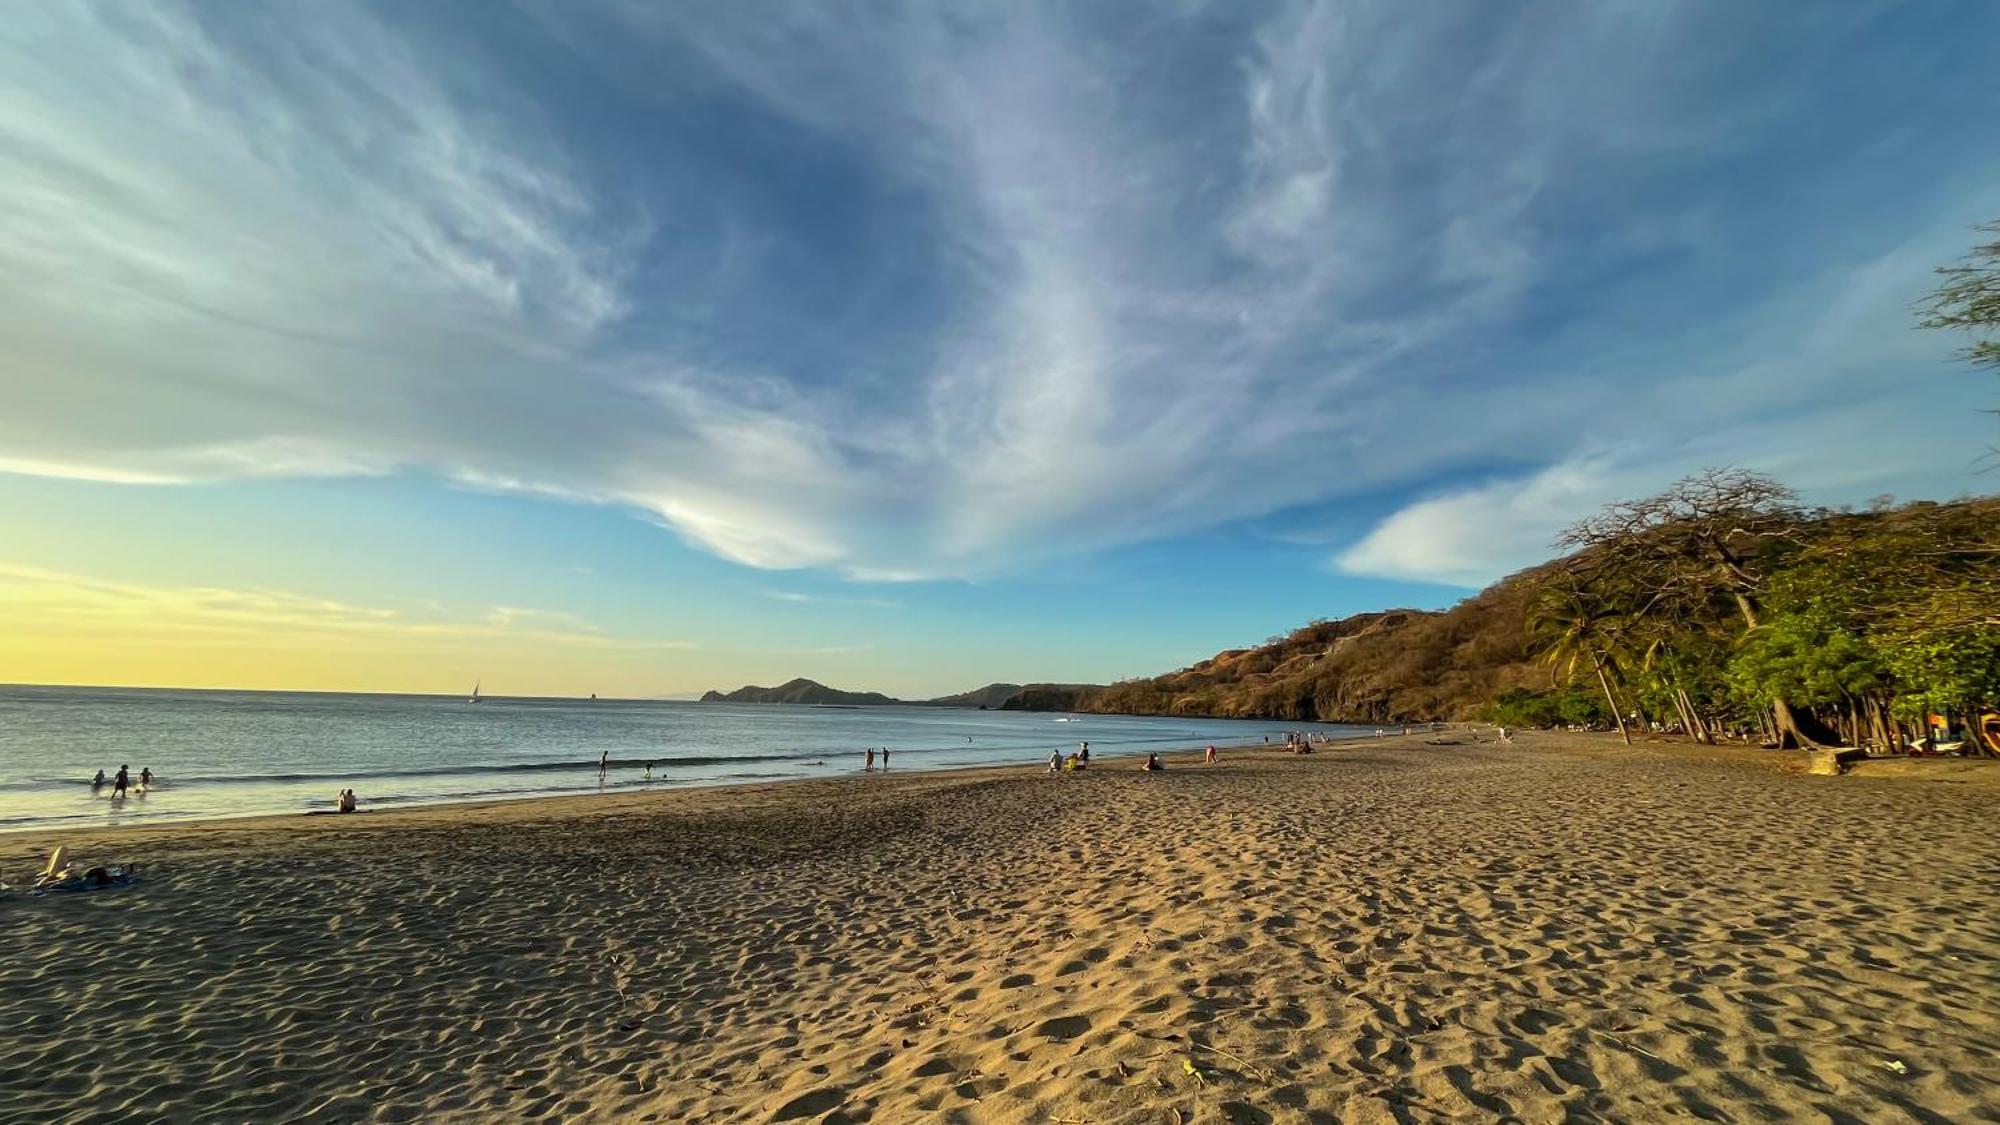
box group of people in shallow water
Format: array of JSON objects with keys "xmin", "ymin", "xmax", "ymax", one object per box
[{"xmin": 90, "ymin": 764, "xmax": 152, "ymax": 798}]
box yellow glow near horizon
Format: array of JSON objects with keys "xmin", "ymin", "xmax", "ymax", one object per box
[{"xmin": 0, "ymin": 563, "xmax": 699, "ymax": 696}]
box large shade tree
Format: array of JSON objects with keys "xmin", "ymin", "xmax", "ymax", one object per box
[{"xmin": 1555, "ymin": 469, "xmax": 1841, "ymax": 747}]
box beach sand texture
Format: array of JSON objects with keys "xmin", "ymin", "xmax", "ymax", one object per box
[{"xmin": 3, "ymin": 732, "xmax": 1997, "ymax": 1123}]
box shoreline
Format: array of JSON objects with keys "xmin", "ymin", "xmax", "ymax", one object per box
[
  {"xmin": 9, "ymin": 729, "xmax": 1990, "ymax": 857},
  {"xmin": 2, "ymin": 735, "xmax": 1367, "ymax": 860},
  {"xmin": 0, "ymin": 736, "xmax": 1279, "ymax": 846}
]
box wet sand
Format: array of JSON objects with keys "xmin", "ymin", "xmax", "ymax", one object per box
[{"xmin": 3, "ymin": 731, "xmax": 1996, "ymax": 1123}]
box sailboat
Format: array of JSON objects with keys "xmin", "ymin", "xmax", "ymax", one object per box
[{"xmin": 469, "ymin": 680, "xmax": 483, "ymax": 704}]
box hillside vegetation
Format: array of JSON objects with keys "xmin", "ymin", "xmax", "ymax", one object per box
[
  {"xmin": 1007, "ymin": 578, "xmax": 1547, "ymax": 723},
  {"xmin": 1019, "ymin": 485, "xmax": 1999, "ymax": 739}
]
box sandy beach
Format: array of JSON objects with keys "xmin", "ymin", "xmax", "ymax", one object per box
[{"xmin": 4, "ymin": 731, "xmax": 1997, "ymax": 1123}]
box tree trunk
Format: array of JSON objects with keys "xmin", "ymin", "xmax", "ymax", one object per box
[
  {"xmin": 1682, "ymin": 691, "xmax": 1713, "ymax": 744},
  {"xmin": 1668, "ymin": 689, "xmax": 1694, "ymax": 738},
  {"xmin": 1592, "ymin": 655, "xmax": 1632, "ymax": 746},
  {"xmin": 1867, "ymin": 696, "xmax": 1895, "ymax": 754}
]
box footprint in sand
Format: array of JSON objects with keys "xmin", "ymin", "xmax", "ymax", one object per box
[
  {"xmin": 1035, "ymin": 1014, "xmax": 1092, "ymax": 1040},
  {"xmin": 770, "ymin": 1088, "xmax": 846, "ymax": 1121}
]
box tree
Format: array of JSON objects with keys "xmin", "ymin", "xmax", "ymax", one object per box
[
  {"xmin": 1528, "ymin": 579, "xmax": 1635, "ymax": 744},
  {"xmin": 1920, "ymin": 219, "xmax": 2000, "ymax": 371},
  {"xmin": 1558, "ymin": 468, "xmax": 1839, "ymax": 747},
  {"xmin": 1883, "ymin": 628, "xmax": 2000, "ymax": 755}
]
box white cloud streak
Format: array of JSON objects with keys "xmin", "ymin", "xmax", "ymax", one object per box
[{"xmin": 1, "ymin": 1, "xmax": 1992, "ymax": 585}]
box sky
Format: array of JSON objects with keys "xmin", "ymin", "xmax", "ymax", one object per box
[{"xmin": 1, "ymin": 0, "xmax": 1996, "ymax": 698}]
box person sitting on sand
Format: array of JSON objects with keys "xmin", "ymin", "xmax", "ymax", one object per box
[
  {"xmin": 1204, "ymin": 745, "xmax": 1217, "ymax": 765},
  {"xmin": 1141, "ymin": 753, "xmax": 1163, "ymax": 772},
  {"xmin": 112, "ymin": 765, "xmax": 129, "ymax": 798},
  {"xmin": 92, "ymin": 770, "xmax": 106, "ymax": 790},
  {"xmin": 336, "ymin": 788, "xmax": 357, "ymax": 813},
  {"xmin": 1049, "ymin": 749, "xmax": 1063, "ymax": 773}
]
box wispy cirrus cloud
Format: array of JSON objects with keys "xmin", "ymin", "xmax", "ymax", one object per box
[{"xmin": 1, "ymin": 1, "xmax": 1993, "ymax": 586}]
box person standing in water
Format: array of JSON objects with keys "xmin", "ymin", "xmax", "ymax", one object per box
[
  {"xmin": 139, "ymin": 767, "xmax": 153, "ymax": 790},
  {"xmin": 865, "ymin": 747, "xmax": 876, "ymax": 770},
  {"xmin": 92, "ymin": 770, "xmax": 106, "ymax": 790},
  {"xmin": 112, "ymin": 765, "xmax": 129, "ymax": 798},
  {"xmin": 880, "ymin": 747, "xmax": 891, "ymax": 769}
]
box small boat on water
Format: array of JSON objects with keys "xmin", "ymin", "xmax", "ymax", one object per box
[{"xmin": 469, "ymin": 681, "xmax": 483, "ymax": 704}]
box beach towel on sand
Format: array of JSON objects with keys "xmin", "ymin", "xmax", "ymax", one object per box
[{"xmin": 33, "ymin": 865, "xmax": 139, "ymax": 896}]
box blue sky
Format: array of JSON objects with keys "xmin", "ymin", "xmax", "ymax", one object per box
[{"xmin": 0, "ymin": 1, "xmax": 1995, "ymax": 697}]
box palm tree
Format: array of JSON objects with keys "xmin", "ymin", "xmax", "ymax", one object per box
[{"xmin": 1529, "ymin": 584, "xmax": 1635, "ymax": 745}]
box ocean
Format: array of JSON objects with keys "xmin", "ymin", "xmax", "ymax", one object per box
[{"xmin": 0, "ymin": 685, "xmax": 1369, "ymax": 831}]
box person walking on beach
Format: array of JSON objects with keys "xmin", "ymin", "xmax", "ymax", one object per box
[
  {"xmin": 598, "ymin": 750, "xmax": 609, "ymax": 777},
  {"xmin": 1204, "ymin": 745, "xmax": 1218, "ymax": 765},
  {"xmin": 643, "ymin": 762, "xmax": 653, "ymax": 780},
  {"xmin": 112, "ymin": 765, "xmax": 130, "ymax": 798}
]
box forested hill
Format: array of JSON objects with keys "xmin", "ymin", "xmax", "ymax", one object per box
[
  {"xmin": 1019, "ymin": 489, "xmax": 1998, "ymax": 731},
  {"xmin": 1007, "ymin": 573, "xmax": 1549, "ymax": 723},
  {"xmin": 918, "ymin": 683, "xmax": 1024, "ymax": 709}
]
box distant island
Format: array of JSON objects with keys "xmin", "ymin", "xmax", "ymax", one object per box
[
  {"xmin": 699, "ymin": 678, "xmax": 899, "ymax": 706},
  {"xmin": 698, "ymin": 678, "xmax": 1101, "ymax": 709}
]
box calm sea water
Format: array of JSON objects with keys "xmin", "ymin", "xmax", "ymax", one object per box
[{"xmin": 0, "ymin": 685, "xmax": 1368, "ymax": 831}]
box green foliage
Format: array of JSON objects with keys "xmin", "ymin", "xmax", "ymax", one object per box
[
  {"xmin": 1727, "ymin": 610, "xmax": 1889, "ymax": 710},
  {"xmin": 1882, "ymin": 627, "xmax": 2000, "ymax": 720},
  {"xmin": 1488, "ymin": 686, "xmax": 1609, "ymax": 728},
  {"xmin": 1556, "ymin": 688, "xmax": 1611, "ymax": 726}
]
